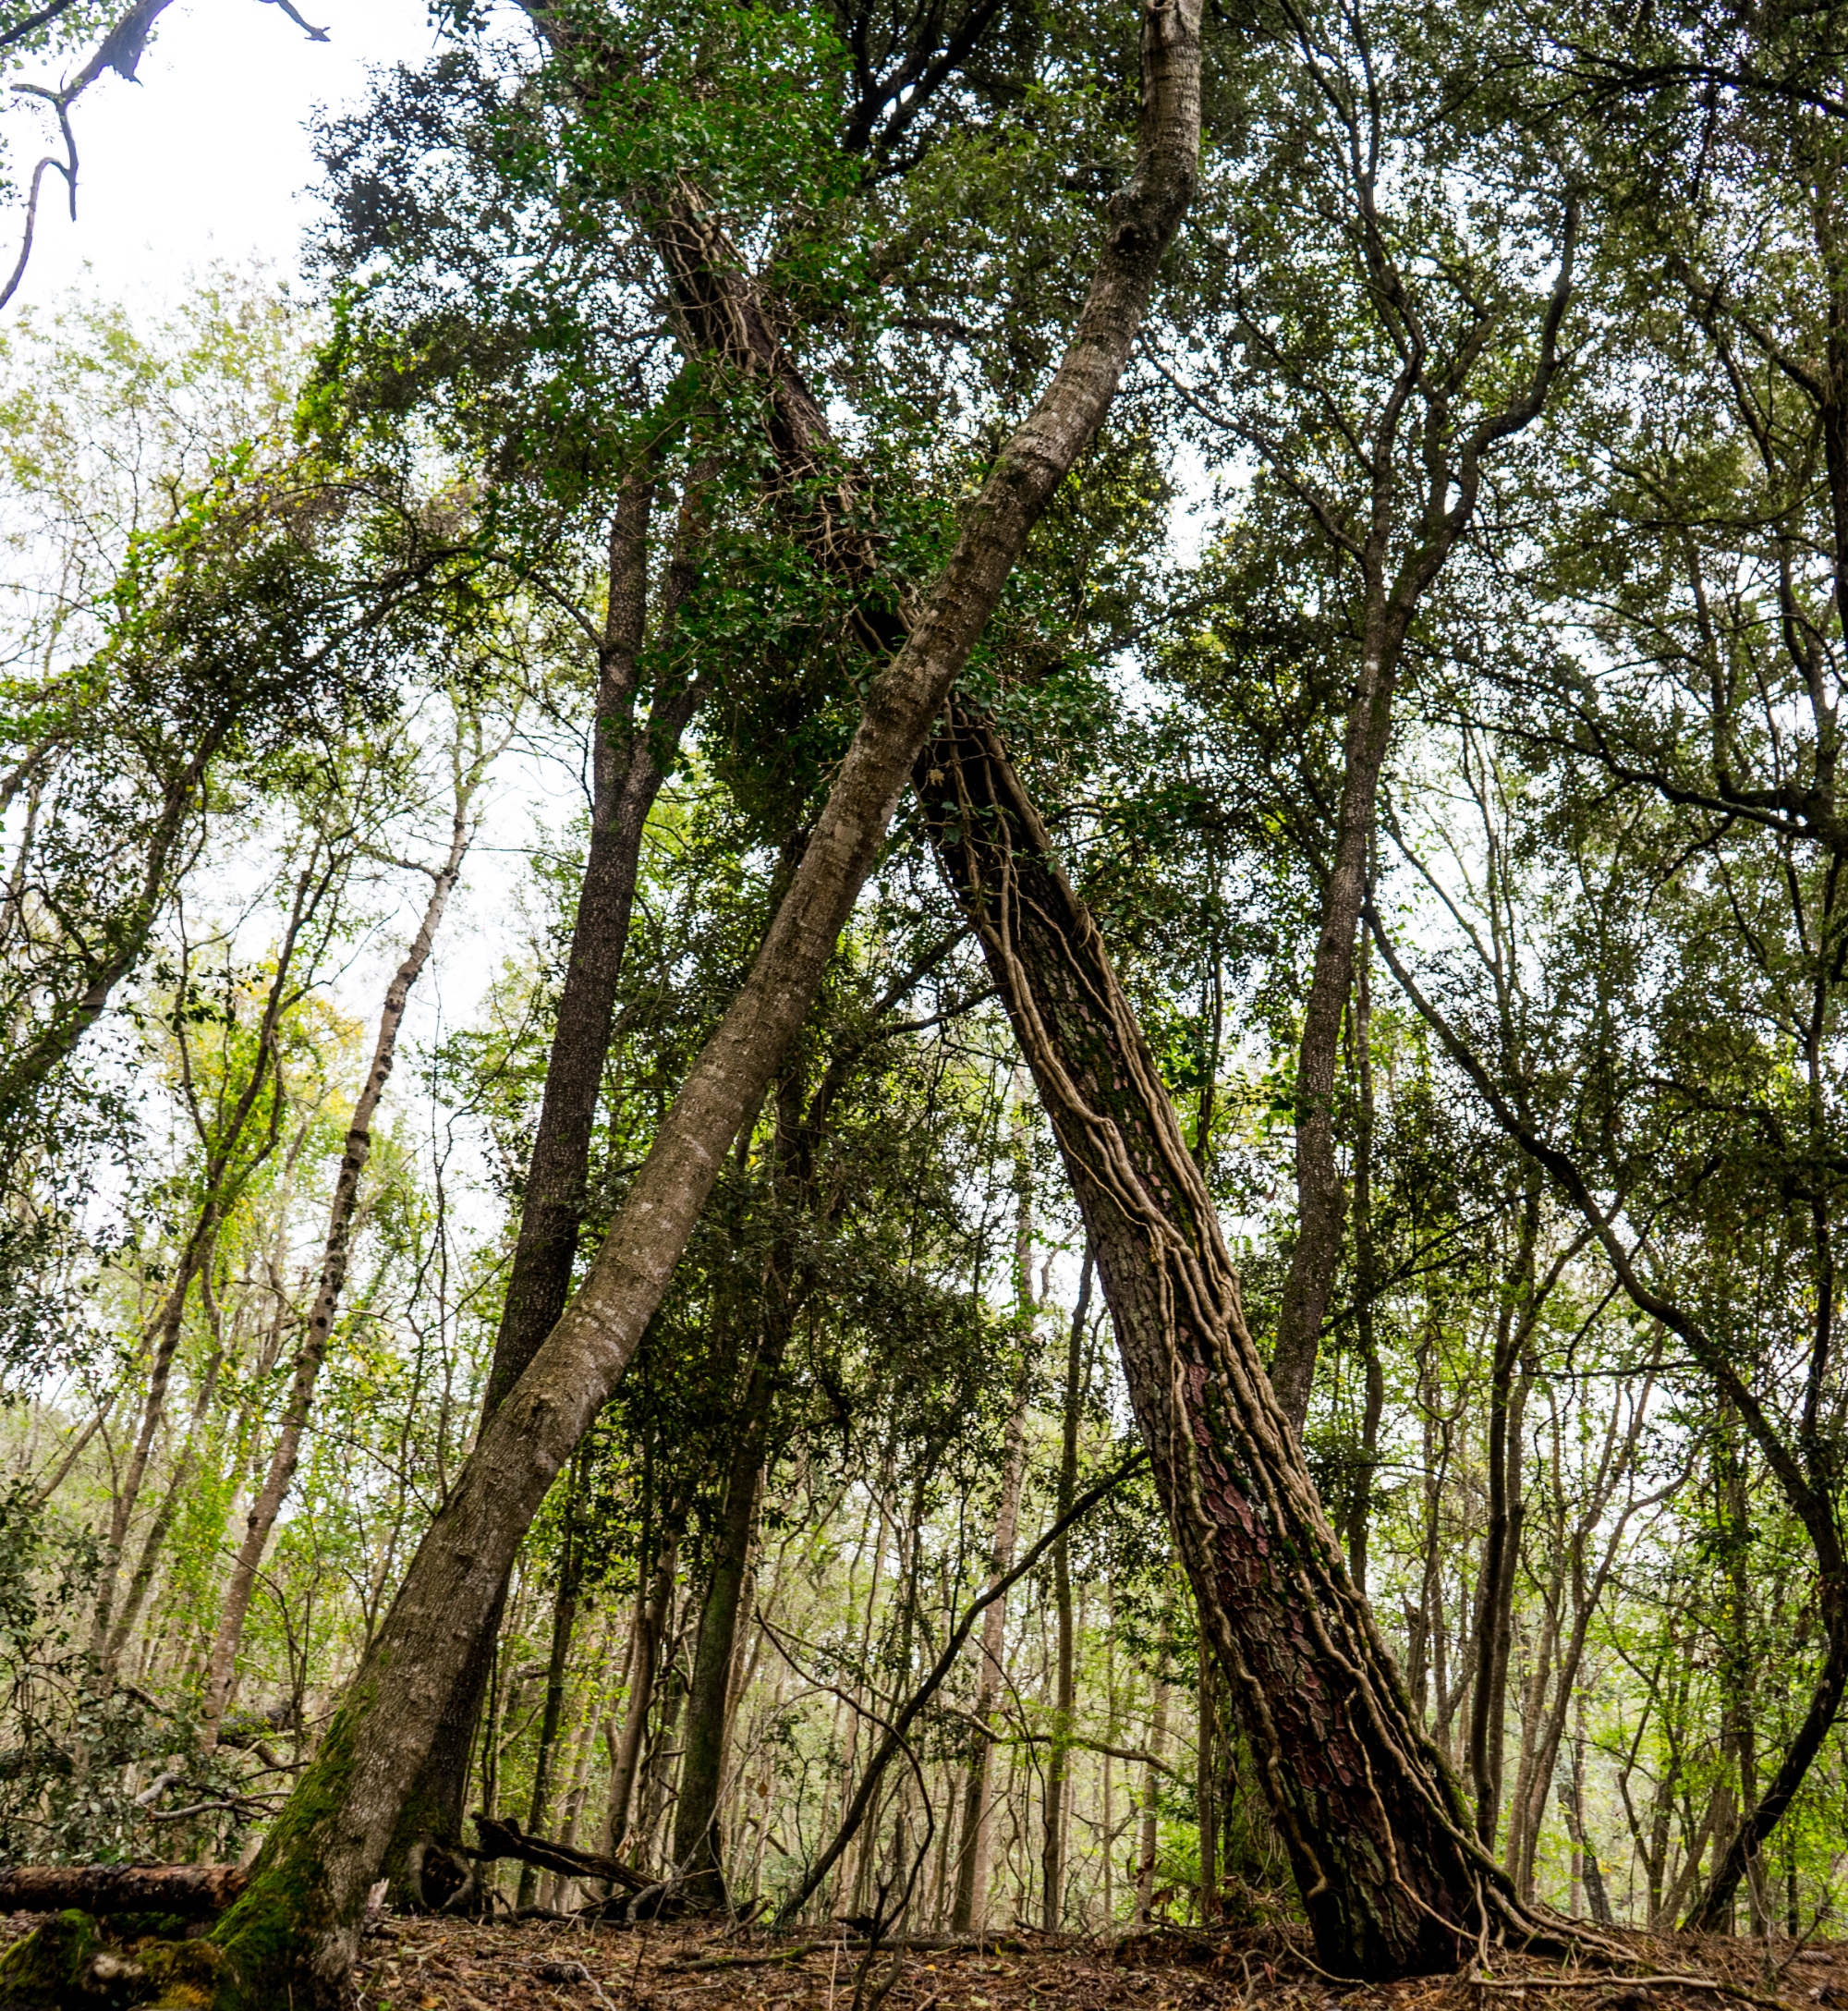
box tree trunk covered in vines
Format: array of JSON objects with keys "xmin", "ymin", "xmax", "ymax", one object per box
[{"xmin": 917, "ymin": 704, "xmax": 1535, "ymax": 1978}]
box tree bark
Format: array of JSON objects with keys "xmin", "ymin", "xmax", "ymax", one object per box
[
  {"xmin": 1040, "ymin": 1249, "xmax": 1091, "ymax": 1931},
  {"xmin": 917, "ymin": 706, "xmax": 1547, "ymax": 1976},
  {"xmin": 1270, "ymin": 607, "xmax": 1407, "ymax": 1435},
  {"xmin": 0, "ymin": 1867, "xmax": 247, "ymax": 1916},
  {"xmin": 1343, "ymin": 944, "xmax": 1384, "ymax": 1593},
  {"xmin": 949, "ymin": 1347, "xmax": 1031, "ymax": 1934},
  {"xmin": 207, "ymin": 18, "xmax": 1200, "ymax": 1993},
  {"xmin": 1466, "ymin": 1187, "xmax": 1537, "ymax": 1852},
  {"xmin": 203, "ymin": 756, "xmax": 478, "ymax": 1732},
  {"xmin": 390, "ymin": 471, "xmax": 706, "ymax": 1885},
  {"xmin": 606, "ymin": 1520, "xmax": 680, "ymax": 1855}
]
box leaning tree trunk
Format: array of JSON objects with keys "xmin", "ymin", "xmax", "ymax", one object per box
[
  {"xmin": 916, "ymin": 704, "xmax": 1551, "ymax": 1977},
  {"xmin": 202, "ymin": 19, "xmax": 1200, "ymax": 1998}
]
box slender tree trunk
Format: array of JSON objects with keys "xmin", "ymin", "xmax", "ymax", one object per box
[
  {"xmin": 1555, "ymin": 1691, "xmax": 1612, "ymax": 1927},
  {"xmin": 639, "ymin": 1637, "xmax": 688, "ymax": 1871},
  {"xmin": 1717, "ymin": 1420, "xmax": 1764, "ymax": 1935},
  {"xmin": 670, "ymin": 1320, "xmax": 787, "ymax": 1901},
  {"xmin": 1344, "ymin": 944, "xmax": 1384, "ymax": 1592},
  {"xmin": 203, "ymin": 762, "xmax": 478, "ymax": 1731},
  {"xmin": 1468, "ymin": 1188, "xmax": 1538, "ymax": 1850},
  {"xmin": 91, "ymin": 872, "xmax": 318, "ymax": 1669},
  {"xmin": 918, "ymin": 706, "xmax": 1544, "ymax": 1975},
  {"xmin": 1505, "ymin": 1599, "xmax": 1557, "ymax": 1897},
  {"xmin": 951, "ymin": 1350, "xmax": 1032, "ymax": 1933},
  {"xmin": 1040, "ymin": 1249, "xmax": 1092, "ymax": 1931},
  {"xmin": 673, "ymin": 1066, "xmax": 826, "ymax": 1902},
  {"xmin": 392, "ymin": 474, "xmax": 707, "ymax": 1883},
  {"xmin": 101, "ymin": 1343, "xmax": 227, "ymax": 1677},
  {"xmin": 1270, "ymin": 611, "xmax": 1408, "ymax": 1434},
  {"xmin": 606, "ymin": 1521, "xmax": 680, "ymax": 1855},
  {"xmin": 517, "ymin": 1457, "xmax": 585, "ymax": 1907},
  {"xmin": 559, "ymin": 1616, "xmax": 619, "ymax": 1849},
  {"xmin": 1197, "ymin": 1651, "xmax": 1219, "ymax": 1923},
  {"xmin": 1135, "ymin": 1593, "xmax": 1173, "ymax": 1927},
  {"xmin": 208, "ymin": 30, "xmax": 1200, "ymax": 1990}
]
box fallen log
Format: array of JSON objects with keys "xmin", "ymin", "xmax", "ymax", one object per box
[
  {"xmin": 0, "ymin": 1863, "xmax": 247, "ymax": 1915},
  {"xmin": 468, "ymin": 1812, "xmax": 650, "ymax": 1895}
]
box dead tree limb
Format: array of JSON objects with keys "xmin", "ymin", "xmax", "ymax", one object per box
[
  {"xmin": 0, "ymin": 1864, "xmax": 247, "ymax": 1915},
  {"xmin": 467, "ymin": 1812, "xmax": 650, "ymax": 1895}
]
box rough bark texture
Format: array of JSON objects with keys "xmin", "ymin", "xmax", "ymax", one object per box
[
  {"xmin": 918, "ymin": 706, "xmax": 1542, "ymax": 1978},
  {"xmin": 207, "ymin": 16, "xmax": 1199, "ymax": 1997}
]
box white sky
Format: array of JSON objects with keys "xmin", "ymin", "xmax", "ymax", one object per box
[
  {"xmin": 10, "ymin": 0, "xmax": 442, "ymax": 313},
  {"xmin": 1, "ymin": 2, "xmax": 576, "ymax": 1139}
]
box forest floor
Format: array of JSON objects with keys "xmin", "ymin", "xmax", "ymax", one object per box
[
  {"xmin": 4, "ymin": 1910, "xmax": 1840, "ymax": 2011},
  {"xmin": 324, "ymin": 1915, "xmax": 1848, "ymax": 2011}
]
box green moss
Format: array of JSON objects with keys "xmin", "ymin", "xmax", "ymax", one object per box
[
  {"xmin": 0, "ymin": 1911, "xmax": 100, "ymax": 2006},
  {"xmin": 206, "ymin": 1684, "xmax": 369, "ymax": 2010},
  {"xmin": 137, "ymin": 1940, "xmax": 222, "ymax": 2009}
]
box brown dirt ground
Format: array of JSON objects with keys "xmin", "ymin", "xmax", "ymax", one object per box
[
  {"xmin": 6, "ymin": 1911, "xmax": 1845, "ymax": 2011},
  {"xmin": 334, "ymin": 1918, "xmax": 1848, "ymax": 2011}
]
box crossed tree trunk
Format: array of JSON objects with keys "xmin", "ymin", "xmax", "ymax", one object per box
[{"xmin": 202, "ymin": 8, "xmax": 1204, "ymax": 2000}]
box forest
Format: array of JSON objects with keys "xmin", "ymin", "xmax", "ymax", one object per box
[{"xmin": 0, "ymin": 0, "xmax": 1844, "ymax": 2005}]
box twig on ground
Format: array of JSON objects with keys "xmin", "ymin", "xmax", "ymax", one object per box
[{"xmin": 1471, "ymin": 1971, "xmax": 1789, "ymax": 2010}]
